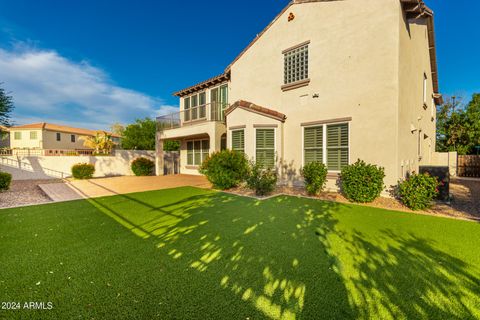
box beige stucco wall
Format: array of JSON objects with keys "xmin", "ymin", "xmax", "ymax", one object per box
[
  {"xmin": 228, "ymin": 0, "xmax": 402, "ymax": 189},
  {"xmin": 0, "ymin": 150, "xmax": 155, "ymax": 180},
  {"xmin": 10, "ymin": 129, "xmax": 43, "ymax": 149},
  {"xmin": 42, "ymin": 130, "xmax": 92, "ymax": 149},
  {"xmin": 10, "ymin": 129, "xmax": 94, "ymax": 150},
  {"xmin": 397, "ymin": 6, "xmax": 437, "ymax": 181}
]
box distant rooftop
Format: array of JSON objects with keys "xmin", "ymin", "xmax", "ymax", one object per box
[{"xmin": 10, "ymin": 122, "xmax": 121, "ymax": 137}]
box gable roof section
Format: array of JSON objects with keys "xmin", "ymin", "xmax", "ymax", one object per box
[
  {"xmin": 225, "ymin": 100, "xmax": 287, "ymax": 122},
  {"xmin": 173, "ymin": 0, "xmax": 440, "ymax": 99},
  {"xmin": 10, "ymin": 122, "xmax": 121, "ymax": 137}
]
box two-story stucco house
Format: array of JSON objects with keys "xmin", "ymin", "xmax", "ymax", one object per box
[
  {"xmin": 9, "ymin": 122, "xmax": 121, "ymax": 152},
  {"xmin": 157, "ymin": 0, "xmax": 442, "ymax": 191}
]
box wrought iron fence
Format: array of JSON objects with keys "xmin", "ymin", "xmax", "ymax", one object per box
[{"xmin": 0, "ymin": 148, "xmax": 98, "ymax": 156}]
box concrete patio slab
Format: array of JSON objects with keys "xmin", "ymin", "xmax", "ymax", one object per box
[{"xmin": 40, "ymin": 175, "xmax": 211, "ymax": 202}]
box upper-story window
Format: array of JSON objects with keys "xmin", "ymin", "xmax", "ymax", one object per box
[
  {"xmin": 71, "ymin": 134, "xmax": 76, "ymax": 142},
  {"xmin": 14, "ymin": 132, "xmax": 22, "ymax": 140},
  {"xmin": 56, "ymin": 132, "xmax": 61, "ymax": 141},
  {"xmin": 284, "ymin": 42, "xmax": 309, "ymax": 85},
  {"xmin": 30, "ymin": 131, "xmax": 37, "ymax": 140}
]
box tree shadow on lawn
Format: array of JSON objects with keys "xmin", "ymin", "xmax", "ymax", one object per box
[{"xmin": 89, "ymin": 188, "xmax": 480, "ymax": 319}]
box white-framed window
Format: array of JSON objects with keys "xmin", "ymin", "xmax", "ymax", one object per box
[
  {"xmin": 187, "ymin": 139, "xmax": 209, "ymax": 166},
  {"xmin": 71, "ymin": 134, "xmax": 76, "ymax": 143},
  {"xmin": 255, "ymin": 128, "xmax": 275, "ymax": 168},
  {"xmin": 284, "ymin": 44, "xmax": 309, "ymax": 85},
  {"xmin": 56, "ymin": 132, "xmax": 61, "ymax": 141},
  {"xmin": 30, "ymin": 131, "xmax": 37, "ymax": 140},
  {"xmin": 14, "ymin": 132, "xmax": 22, "ymax": 140},
  {"xmin": 303, "ymin": 122, "xmax": 349, "ymax": 171},
  {"xmin": 231, "ymin": 129, "xmax": 245, "ymax": 154}
]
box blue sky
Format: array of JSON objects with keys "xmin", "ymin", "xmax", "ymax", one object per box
[{"xmin": 0, "ymin": 0, "xmax": 478, "ymax": 130}]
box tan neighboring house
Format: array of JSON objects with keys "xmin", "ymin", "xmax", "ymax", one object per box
[
  {"xmin": 9, "ymin": 122, "xmax": 121, "ymax": 152},
  {"xmin": 157, "ymin": 0, "xmax": 442, "ymax": 191}
]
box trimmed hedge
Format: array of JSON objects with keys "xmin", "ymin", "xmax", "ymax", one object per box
[
  {"xmin": 246, "ymin": 162, "xmax": 278, "ymax": 196},
  {"xmin": 0, "ymin": 171, "xmax": 12, "ymax": 192},
  {"xmin": 199, "ymin": 150, "xmax": 249, "ymax": 190},
  {"xmin": 131, "ymin": 157, "xmax": 155, "ymax": 176},
  {"xmin": 398, "ymin": 172, "xmax": 439, "ymax": 210},
  {"xmin": 301, "ymin": 162, "xmax": 328, "ymax": 195},
  {"xmin": 71, "ymin": 163, "xmax": 95, "ymax": 179},
  {"xmin": 340, "ymin": 159, "xmax": 385, "ymax": 203}
]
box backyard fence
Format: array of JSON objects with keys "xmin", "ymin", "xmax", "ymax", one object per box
[
  {"xmin": 457, "ymin": 155, "xmax": 480, "ymax": 178},
  {"xmin": 0, "ymin": 148, "xmax": 97, "ymax": 156}
]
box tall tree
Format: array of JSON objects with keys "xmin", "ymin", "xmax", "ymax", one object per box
[
  {"xmin": 121, "ymin": 118, "xmax": 157, "ymax": 150},
  {"xmin": 0, "ymin": 84, "xmax": 14, "ymax": 127},
  {"xmin": 437, "ymin": 94, "xmax": 480, "ymax": 155},
  {"xmin": 121, "ymin": 118, "xmax": 180, "ymax": 151}
]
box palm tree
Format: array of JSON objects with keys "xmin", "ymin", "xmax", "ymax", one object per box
[{"xmin": 80, "ymin": 131, "xmax": 115, "ymax": 155}]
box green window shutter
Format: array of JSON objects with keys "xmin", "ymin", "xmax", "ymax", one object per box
[
  {"xmin": 184, "ymin": 97, "xmax": 191, "ymax": 122},
  {"xmin": 201, "ymin": 140, "xmax": 210, "ymax": 162},
  {"xmin": 194, "ymin": 140, "xmax": 201, "ymax": 165},
  {"xmin": 187, "ymin": 141, "xmax": 194, "ymax": 165},
  {"xmin": 232, "ymin": 130, "xmax": 245, "ymax": 153},
  {"xmin": 327, "ymin": 123, "xmax": 349, "ymax": 171},
  {"xmin": 304, "ymin": 126, "xmax": 323, "ymax": 165},
  {"xmin": 199, "ymin": 92, "xmax": 206, "ymax": 118},
  {"xmin": 256, "ymin": 129, "xmax": 275, "ymax": 168}
]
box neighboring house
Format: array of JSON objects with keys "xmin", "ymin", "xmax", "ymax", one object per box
[
  {"xmin": 0, "ymin": 126, "xmax": 10, "ymax": 148},
  {"xmin": 157, "ymin": 0, "xmax": 442, "ymax": 190},
  {"xmin": 9, "ymin": 123, "xmax": 121, "ymax": 150}
]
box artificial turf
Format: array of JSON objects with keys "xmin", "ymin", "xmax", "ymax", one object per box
[{"xmin": 0, "ymin": 186, "xmax": 479, "ymax": 319}]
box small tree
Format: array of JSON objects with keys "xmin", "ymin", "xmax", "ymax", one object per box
[{"xmin": 80, "ymin": 131, "xmax": 115, "ymax": 155}]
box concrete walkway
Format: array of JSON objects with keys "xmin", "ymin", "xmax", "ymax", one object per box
[{"xmin": 39, "ymin": 175, "xmax": 211, "ymax": 202}]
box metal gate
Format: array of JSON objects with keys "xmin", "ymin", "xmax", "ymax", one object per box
[
  {"xmin": 457, "ymin": 155, "xmax": 480, "ymax": 177},
  {"xmin": 163, "ymin": 151, "xmax": 180, "ymax": 175}
]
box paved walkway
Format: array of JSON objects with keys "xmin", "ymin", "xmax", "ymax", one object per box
[{"xmin": 39, "ymin": 175, "xmax": 211, "ymax": 202}]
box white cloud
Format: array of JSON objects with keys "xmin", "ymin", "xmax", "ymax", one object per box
[{"xmin": 0, "ymin": 45, "xmax": 178, "ymax": 130}]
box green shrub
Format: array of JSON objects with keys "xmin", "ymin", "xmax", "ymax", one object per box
[
  {"xmin": 71, "ymin": 163, "xmax": 95, "ymax": 179},
  {"xmin": 0, "ymin": 171, "xmax": 12, "ymax": 192},
  {"xmin": 199, "ymin": 150, "xmax": 249, "ymax": 189},
  {"xmin": 246, "ymin": 161, "xmax": 278, "ymax": 196},
  {"xmin": 131, "ymin": 157, "xmax": 155, "ymax": 176},
  {"xmin": 398, "ymin": 172, "xmax": 438, "ymax": 210},
  {"xmin": 301, "ymin": 162, "xmax": 328, "ymax": 195},
  {"xmin": 340, "ymin": 159, "xmax": 385, "ymax": 203}
]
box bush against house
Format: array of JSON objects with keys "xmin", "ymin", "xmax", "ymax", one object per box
[
  {"xmin": 0, "ymin": 171, "xmax": 12, "ymax": 192},
  {"xmin": 301, "ymin": 162, "xmax": 328, "ymax": 195},
  {"xmin": 199, "ymin": 150, "xmax": 249, "ymax": 190},
  {"xmin": 246, "ymin": 161, "xmax": 278, "ymax": 196},
  {"xmin": 71, "ymin": 163, "xmax": 95, "ymax": 179},
  {"xmin": 131, "ymin": 157, "xmax": 155, "ymax": 176},
  {"xmin": 340, "ymin": 160, "xmax": 385, "ymax": 203},
  {"xmin": 398, "ymin": 172, "xmax": 438, "ymax": 210}
]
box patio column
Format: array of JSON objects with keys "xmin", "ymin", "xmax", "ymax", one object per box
[{"xmin": 155, "ymin": 132, "xmax": 164, "ymax": 176}]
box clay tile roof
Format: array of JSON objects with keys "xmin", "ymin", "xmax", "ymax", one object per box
[
  {"xmin": 225, "ymin": 100, "xmax": 287, "ymax": 122},
  {"xmin": 173, "ymin": 73, "xmax": 230, "ymax": 97},
  {"xmin": 9, "ymin": 122, "xmax": 121, "ymax": 137}
]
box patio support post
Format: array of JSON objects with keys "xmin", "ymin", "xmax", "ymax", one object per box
[{"xmin": 156, "ymin": 132, "xmax": 164, "ymax": 176}]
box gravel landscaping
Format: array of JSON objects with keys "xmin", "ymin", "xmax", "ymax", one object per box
[{"xmin": 0, "ymin": 179, "xmax": 60, "ymax": 208}]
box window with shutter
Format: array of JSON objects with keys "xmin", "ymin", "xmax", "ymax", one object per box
[
  {"xmin": 304, "ymin": 126, "xmax": 323, "ymax": 165},
  {"xmin": 201, "ymin": 140, "xmax": 210, "ymax": 162},
  {"xmin": 256, "ymin": 129, "xmax": 275, "ymax": 168},
  {"xmin": 187, "ymin": 139, "xmax": 209, "ymax": 166},
  {"xmin": 184, "ymin": 97, "xmax": 191, "ymax": 122},
  {"xmin": 231, "ymin": 130, "xmax": 245, "ymax": 154},
  {"xmin": 187, "ymin": 141, "xmax": 194, "ymax": 165},
  {"xmin": 199, "ymin": 92, "xmax": 206, "ymax": 118},
  {"xmin": 326, "ymin": 123, "xmax": 349, "ymax": 171}
]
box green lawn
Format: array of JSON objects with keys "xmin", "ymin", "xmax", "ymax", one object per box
[{"xmin": 1, "ymin": 187, "xmax": 479, "ymax": 319}]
